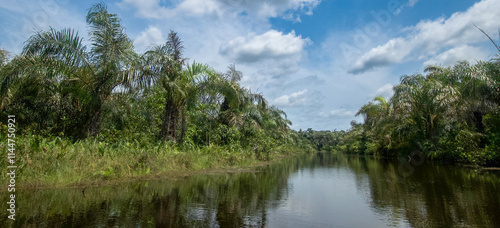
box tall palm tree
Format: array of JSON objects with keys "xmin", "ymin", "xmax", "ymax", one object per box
[
  {"xmin": 391, "ymin": 73, "xmax": 459, "ymax": 148},
  {"xmin": 219, "ymin": 64, "xmax": 243, "ymax": 113},
  {"xmin": 356, "ymin": 96, "xmax": 390, "ymax": 129},
  {"xmin": 139, "ymin": 31, "xmax": 218, "ymax": 143},
  {"xmin": 140, "ymin": 33, "xmax": 182, "ymax": 142},
  {"xmin": 179, "ymin": 62, "xmax": 217, "ymax": 142},
  {"xmin": 187, "ymin": 64, "xmax": 290, "ymax": 145},
  {"xmin": 139, "ymin": 31, "xmax": 187, "ymax": 142},
  {"xmin": 263, "ymin": 106, "xmax": 292, "ymax": 142},
  {"xmin": 217, "ymin": 65, "xmax": 267, "ymax": 128},
  {"xmin": 3, "ymin": 3, "xmax": 137, "ymax": 138},
  {"xmin": 425, "ymin": 62, "xmax": 498, "ymax": 132},
  {"xmin": 355, "ymin": 96, "xmax": 393, "ymax": 154}
]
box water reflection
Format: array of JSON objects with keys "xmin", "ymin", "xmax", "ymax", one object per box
[{"xmin": 1, "ymin": 153, "xmax": 499, "ymax": 227}]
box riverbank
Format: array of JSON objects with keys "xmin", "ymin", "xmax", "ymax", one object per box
[
  {"xmin": 332, "ymin": 149, "xmax": 500, "ymax": 170},
  {"xmin": 0, "ymin": 134, "xmax": 309, "ymax": 189}
]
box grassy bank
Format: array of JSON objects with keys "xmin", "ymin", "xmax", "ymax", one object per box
[{"xmin": 0, "ymin": 134, "xmax": 308, "ymax": 188}]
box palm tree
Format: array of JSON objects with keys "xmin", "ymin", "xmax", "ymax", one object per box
[
  {"xmin": 140, "ymin": 31, "xmax": 185, "ymax": 142},
  {"xmin": 355, "ymin": 96, "xmax": 393, "ymax": 154},
  {"xmin": 138, "ymin": 31, "xmax": 219, "ymax": 143},
  {"xmin": 356, "ymin": 96, "xmax": 390, "ymax": 129},
  {"xmin": 179, "ymin": 62, "xmax": 217, "ymax": 142},
  {"xmin": 218, "ymin": 64, "xmax": 243, "ymax": 114},
  {"xmin": 391, "ymin": 73, "xmax": 459, "ymax": 151},
  {"xmin": 184, "ymin": 64, "xmax": 293, "ymax": 146},
  {"xmin": 217, "ymin": 65, "xmax": 268, "ymax": 128},
  {"xmin": 2, "ymin": 3, "xmax": 137, "ymax": 138},
  {"xmin": 263, "ymin": 106, "xmax": 292, "ymax": 142},
  {"xmin": 0, "ymin": 40, "xmax": 84, "ymax": 131},
  {"xmin": 425, "ymin": 62, "xmax": 498, "ymax": 132}
]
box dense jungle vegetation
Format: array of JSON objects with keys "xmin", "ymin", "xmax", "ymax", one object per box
[
  {"xmin": 0, "ymin": 3, "xmax": 314, "ymax": 186},
  {"xmin": 336, "ymin": 45, "xmax": 500, "ymax": 166}
]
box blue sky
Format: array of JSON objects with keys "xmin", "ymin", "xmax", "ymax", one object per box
[{"xmin": 1, "ymin": 0, "xmax": 499, "ymax": 130}]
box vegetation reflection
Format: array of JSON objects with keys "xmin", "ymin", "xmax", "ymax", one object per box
[{"xmin": 2, "ymin": 153, "xmax": 499, "ymax": 227}]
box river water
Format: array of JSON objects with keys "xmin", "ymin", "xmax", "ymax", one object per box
[{"xmin": 1, "ymin": 153, "xmax": 499, "ymax": 227}]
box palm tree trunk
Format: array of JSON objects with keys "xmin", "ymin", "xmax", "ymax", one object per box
[
  {"xmin": 160, "ymin": 98, "xmax": 175, "ymax": 142},
  {"xmin": 160, "ymin": 89, "xmax": 181, "ymax": 143},
  {"xmin": 84, "ymin": 100, "xmax": 103, "ymax": 138},
  {"xmin": 170, "ymin": 106, "xmax": 179, "ymax": 142},
  {"xmin": 85, "ymin": 110, "xmax": 102, "ymax": 138},
  {"xmin": 179, "ymin": 107, "xmax": 187, "ymax": 143}
]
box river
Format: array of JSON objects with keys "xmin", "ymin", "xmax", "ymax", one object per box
[{"xmin": 1, "ymin": 152, "xmax": 499, "ymax": 227}]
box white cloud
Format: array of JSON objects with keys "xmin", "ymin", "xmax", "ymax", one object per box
[
  {"xmin": 350, "ymin": 0, "xmax": 500, "ymax": 74},
  {"xmin": 121, "ymin": 0, "xmax": 321, "ymax": 20},
  {"xmin": 219, "ymin": 0, "xmax": 321, "ymax": 20},
  {"xmin": 219, "ymin": 30, "xmax": 311, "ymax": 63},
  {"xmin": 274, "ymin": 89, "xmax": 308, "ymax": 107},
  {"xmin": 177, "ymin": 0, "xmax": 222, "ymax": 16},
  {"xmin": 349, "ymin": 37, "xmax": 412, "ymax": 74},
  {"xmin": 133, "ymin": 26, "xmax": 165, "ymax": 53},
  {"xmin": 121, "ymin": 0, "xmax": 222, "ymax": 18},
  {"xmin": 423, "ymin": 45, "xmax": 487, "ymax": 67},
  {"xmin": 374, "ymin": 83, "xmax": 394, "ymax": 99},
  {"xmin": 319, "ymin": 109, "xmax": 355, "ymax": 118},
  {"xmin": 219, "ymin": 30, "xmax": 311, "ymax": 80},
  {"xmin": 330, "ymin": 109, "xmax": 354, "ymax": 117}
]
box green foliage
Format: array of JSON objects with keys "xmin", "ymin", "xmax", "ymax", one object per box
[
  {"xmin": 483, "ymin": 112, "xmax": 500, "ymax": 165},
  {"xmin": 252, "ymin": 130, "xmax": 276, "ymax": 160},
  {"xmin": 0, "ymin": 3, "xmax": 316, "ymax": 187},
  {"xmin": 296, "ymin": 128, "xmax": 344, "ymax": 152},
  {"xmin": 0, "ymin": 3, "xmax": 138, "ymax": 139},
  {"xmin": 210, "ymin": 124, "xmax": 241, "ymax": 148},
  {"xmin": 337, "ymin": 58, "xmax": 500, "ymax": 166},
  {"xmin": 0, "ymin": 49, "xmax": 7, "ymax": 67}
]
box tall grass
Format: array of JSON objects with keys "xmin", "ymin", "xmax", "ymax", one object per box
[{"xmin": 0, "ymin": 133, "xmax": 302, "ymax": 188}]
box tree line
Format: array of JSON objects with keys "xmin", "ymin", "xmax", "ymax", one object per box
[
  {"xmin": 0, "ymin": 3, "xmax": 310, "ymax": 155},
  {"xmin": 337, "ymin": 46, "xmax": 500, "ymax": 165}
]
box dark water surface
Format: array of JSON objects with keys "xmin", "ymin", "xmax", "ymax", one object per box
[{"xmin": 1, "ymin": 153, "xmax": 500, "ymax": 227}]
